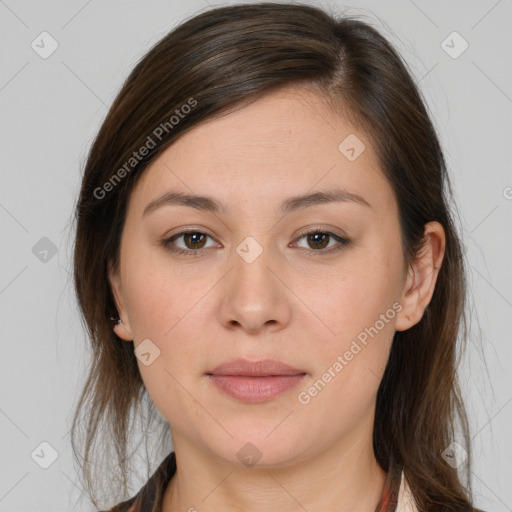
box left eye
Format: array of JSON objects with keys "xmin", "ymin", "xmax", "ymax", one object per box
[{"xmin": 293, "ymin": 230, "xmax": 348, "ymax": 252}]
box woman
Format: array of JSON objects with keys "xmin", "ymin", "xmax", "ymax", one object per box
[{"xmin": 71, "ymin": 3, "xmax": 482, "ymax": 511}]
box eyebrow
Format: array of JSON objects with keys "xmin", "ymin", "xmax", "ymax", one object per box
[{"xmin": 142, "ymin": 188, "xmax": 371, "ymax": 217}]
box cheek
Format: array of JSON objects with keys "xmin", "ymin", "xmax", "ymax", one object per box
[
  {"xmin": 303, "ymin": 275, "xmax": 396, "ymax": 393},
  {"xmin": 292, "ymin": 244, "xmax": 400, "ymax": 409},
  {"xmin": 295, "ymin": 276, "xmax": 396, "ymax": 438},
  {"xmin": 296, "ymin": 248, "xmax": 401, "ymax": 347},
  {"xmin": 120, "ymin": 248, "xmax": 211, "ymax": 402},
  {"xmin": 121, "ymin": 241, "xmax": 206, "ymax": 340},
  {"xmin": 125, "ymin": 270, "xmax": 207, "ymax": 426},
  {"xmin": 137, "ymin": 354, "xmax": 207, "ymax": 436}
]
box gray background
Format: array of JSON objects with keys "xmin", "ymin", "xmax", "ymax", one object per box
[{"xmin": 0, "ymin": 0, "xmax": 510, "ymax": 510}]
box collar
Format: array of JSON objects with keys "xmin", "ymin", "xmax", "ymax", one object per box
[{"xmin": 116, "ymin": 452, "xmax": 417, "ymax": 512}]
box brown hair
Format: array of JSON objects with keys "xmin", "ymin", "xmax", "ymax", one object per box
[{"xmin": 71, "ymin": 2, "xmax": 475, "ymax": 510}]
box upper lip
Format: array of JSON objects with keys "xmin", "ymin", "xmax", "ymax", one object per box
[{"xmin": 208, "ymin": 358, "xmax": 306, "ymax": 377}]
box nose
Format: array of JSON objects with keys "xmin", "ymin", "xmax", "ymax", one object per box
[{"xmin": 216, "ymin": 241, "xmax": 292, "ymax": 335}]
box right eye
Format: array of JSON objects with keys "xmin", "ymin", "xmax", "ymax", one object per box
[{"xmin": 162, "ymin": 230, "xmax": 220, "ymax": 256}]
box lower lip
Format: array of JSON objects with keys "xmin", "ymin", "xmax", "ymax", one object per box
[{"xmin": 208, "ymin": 374, "xmax": 306, "ymax": 403}]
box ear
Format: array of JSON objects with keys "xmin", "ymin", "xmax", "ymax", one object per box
[
  {"xmin": 107, "ymin": 260, "xmax": 134, "ymax": 341},
  {"xmin": 395, "ymin": 221, "xmax": 446, "ymax": 332}
]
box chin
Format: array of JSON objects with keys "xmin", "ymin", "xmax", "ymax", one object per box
[{"xmin": 201, "ymin": 426, "xmax": 309, "ymax": 469}]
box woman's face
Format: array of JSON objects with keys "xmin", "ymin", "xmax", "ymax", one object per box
[{"xmin": 109, "ymin": 86, "xmax": 428, "ymax": 467}]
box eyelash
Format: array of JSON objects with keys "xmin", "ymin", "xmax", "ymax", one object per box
[{"xmin": 161, "ymin": 228, "xmax": 350, "ymax": 257}]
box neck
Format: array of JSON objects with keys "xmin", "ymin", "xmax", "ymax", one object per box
[{"xmin": 162, "ymin": 432, "xmax": 387, "ymax": 512}]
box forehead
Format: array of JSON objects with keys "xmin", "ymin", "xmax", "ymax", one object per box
[{"xmin": 129, "ymin": 86, "xmax": 392, "ymax": 215}]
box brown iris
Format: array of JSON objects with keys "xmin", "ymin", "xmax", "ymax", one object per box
[
  {"xmin": 183, "ymin": 232, "xmax": 207, "ymax": 249},
  {"xmin": 306, "ymin": 232, "xmax": 329, "ymax": 250}
]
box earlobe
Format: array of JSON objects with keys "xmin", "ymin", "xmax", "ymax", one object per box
[
  {"xmin": 113, "ymin": 320, "xmax": 133, "ymax": 342},
  {"xmin": 107, "ymin": 260, "xmax": 134, "ymax": 342},
  {"xmin": 395, "ymin": 222, "xmax": 446, "ymax": 332},
  {"xmin": 395, "ymin": 266, "xmax": 418, "ymax": 331}
]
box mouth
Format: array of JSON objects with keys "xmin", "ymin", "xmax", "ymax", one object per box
[{"xmin": 206, "ymin": 358, "xmax": 307, "ymax": 403}]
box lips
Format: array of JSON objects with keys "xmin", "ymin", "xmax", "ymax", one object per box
[
  {"xmin": 208, "ymin": 358, "xmax": 306, "ymax": 377},
  {"xmin": 207, "ymin": 358, "xmax": 307, "ymax": 403}
]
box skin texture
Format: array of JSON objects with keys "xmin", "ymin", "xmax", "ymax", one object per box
[{"xmin": 108, "ymin": 86, "xmax": 445, "ymax": 512}]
